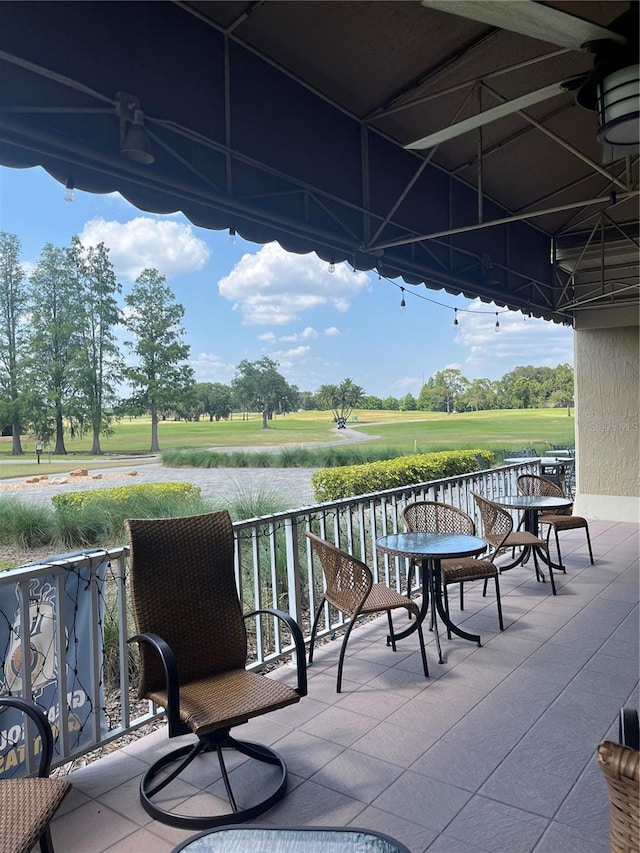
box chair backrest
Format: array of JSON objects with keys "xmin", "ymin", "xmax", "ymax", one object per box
[
  {"xmin": 517, "ymin": 474, "xmax": 564, "ymax": 498},
  {"xmin": 517, "ymin": 474, "xmax": 573, "ymax": 514},
  {"xmin": 127, "ymin": 510, "xmax": 247, "ymax": 696},
  {"xmin": 403, "ymin": 500, "xmax": 475, "ymax": 536},
  {"xmin": 0, "ymin": 696, "xmax": 58, "ymax": 778},
  {"xmin": 597, "ymin": 740, "xmax": 640, "ymax": 853},
  {"xmin": 471, "ymin": 492, "xmax": 513, "ymax": 550},
  {"xmin": 305, "ymin": 532, "xmax": 372, "ymax": 618}
]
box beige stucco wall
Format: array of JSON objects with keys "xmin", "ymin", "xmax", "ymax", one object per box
[{"xmin": 573, "ymin": 315, "xmax": 639, "ymax": 522}]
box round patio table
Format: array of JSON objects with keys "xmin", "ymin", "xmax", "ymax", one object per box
[
  {"xmin": 490, "ymin": 494, "xmax": 572, "ymax": 579},
  {"xmin": 172, "ymin": 826, "xmax": 411, "ymax": 852},
  {"xmin": 376, "ymin": 531, "xmax": 487, "ymax": 664}
]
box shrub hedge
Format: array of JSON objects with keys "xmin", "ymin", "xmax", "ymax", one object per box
[
  {"xmin": 311, "ymin": 449, "xmax": 493, "ymax": 501},
  {"xmin": 51, "ymin": 482, "xmax": 201, "ymax": 511}
]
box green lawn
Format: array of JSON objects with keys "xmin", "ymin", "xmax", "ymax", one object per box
[
  {"xmin": 354, "ymin": 408, "xmax": 575, "ymax": 451},
  {"xmin": 0, "ymin": 408, "xmax": 575, "ymax": 479}
]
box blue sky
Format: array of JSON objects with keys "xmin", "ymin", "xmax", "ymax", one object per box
[{"xmin": 0, "ymin": 165, "xmax": 573, "ymax": 399}]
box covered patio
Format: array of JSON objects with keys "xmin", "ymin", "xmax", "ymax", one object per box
[
  {"xmin": 49, "ymin": 518, "xmax": 638, "ymax": 853},
  {"xmin": 0, "ymin": 3, "xmax": 637, "ymax": 850}
]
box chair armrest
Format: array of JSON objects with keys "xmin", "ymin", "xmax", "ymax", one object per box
[
  {"xmin": 0, "ymin": 696, "xmax": 54, "ymax": 777},
  {"xmin": 244, "ymin": 608, "xmax": 308, "ymax": 698},
  {"xmin": 128, "ymin": 632, "xmax": 183, "ymax": 734}
]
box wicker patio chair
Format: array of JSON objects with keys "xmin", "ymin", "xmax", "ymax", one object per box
[
  {"xmin": 402, "ymin": 501, "xmax": 504, "ymax": 636},
  {"xmin": 471, "ymin": 491, "xmax": 556, "ymax": 593},
  {"xmin": 598, "ymin": 714, "xmax": 640, "ymax": 853},
  {"xmin": 126, "ymin": 510, "xmax": 307, "ymax": 830},
  {"xmin": 0, "ymin": 696, "xmax": 72, "ymax": 853},
  {"xmin": 517, "ymin": 474, "xmax": 594, "ymax": 568},
  {"xmin": 305, "ymin": 531, "xmax": 429, "ymax": 693}
]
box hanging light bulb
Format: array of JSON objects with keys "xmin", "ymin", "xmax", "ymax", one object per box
[
  {"xmin": 228, "ymin": 228, "xmax": 236, "ymax": 245},
  {"xmin": 495, "ymin": 312, "xmax": 500, "ymax": 332},
  {"xmin": 400, "ymin": 287, "xmax": 406, "ymax": 311},
  {"xmin": 64, "ymin": 175, "xmax": 75, "ymax": 203},
  {"xmin": 328, "ymin": 259, "xmax": 335, "ymax": 274},
  {"xmin": 453, "ymin": 308, "xmax": 459, "ymax": 326}
]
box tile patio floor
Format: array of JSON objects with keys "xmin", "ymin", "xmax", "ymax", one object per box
[{"xmin": 50, "ymin": 519, "xmax": 639, "ymax": 853}]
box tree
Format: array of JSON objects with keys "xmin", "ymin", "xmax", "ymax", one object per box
[
  {"xmin": 297, "ymin": 390, "xmax": 318, "ymax": 410},
  {"xmin": 400, "ymin": 392, "xmax": 417, "ymax": 411},
  {"xmin": 550, "ymin": 363, "xmax": 574, "ymax": 415},
  {"xmin": 359, "ymin": 394, "xmax": 384, "ymax": 410},
  {"xmin": 122, "ymin": 268, "xmax": 194, "ymax": 452},
  {"xmin": 315, "ymin": 378, "xmax": 364, "ymax": 422},
  {"xmin": 0, "ymin": 232, "xmax": 29, "ymax": 454},
  {"xmin": 195, "ymin": 381, "xmax": 233, "ymax": 421},
  {"xmin": 497, "ymin": 365, "xmax": 555, "ymax": 409},
  {"xmin": 232, "ymin": 357, "xmax": 291, "ymax": 429},
  {"xmin": 418, "ymin": 368, "xmax": 468, "ymax": 412},
  {"xmin": 70, "ymin": 238, "xmax": 122, "ymax": 454},
  {"xmin": 29, "ymin": 243, "xmax": 82, "ymax": 454},
  {"xmin": 277, "ymin": 382, "xmax": 300, "ymax": 416},
  {"xmin": 456, "ymin": 378, "xmax": 497, "ymax": 412}
]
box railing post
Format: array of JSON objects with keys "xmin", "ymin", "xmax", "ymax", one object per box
[{"xmin": 283, "ymin": 516, "xmax": 304, "ymax": 668}]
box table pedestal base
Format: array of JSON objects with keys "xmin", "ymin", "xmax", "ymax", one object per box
[{"xmin": 387, "ymin": 558, "xmax": 481, "ymax": 663}]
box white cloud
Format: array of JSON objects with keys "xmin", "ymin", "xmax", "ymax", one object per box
[
  {"xmin": 78, "ymin": 217, "xmax": 210, "ymax": 281},
  {"xmin": 391, "ymin": 376, "xmax": 422, "ymax": 392},
  {"xmin": 272, "ymin": 345, "xmax": 311, "ymax": 360},
  {"xmin": 456, "ymin": 299, "xmax": 573, "ymax": 379},
  {"xmin": 279, "ymin": 326, "xmax": 319, "ymax": 342},
  {"xmin": 190, "ymin": 352, "xmax": 236, "ymax": 383},
  {"xmin": 258, "ymin": 332, "xmax": 277, "ymax": 342},
  {"xmin": 218, "ymin": 243, "xmax": 370, "ymax": 325},
  {"xmin": 270, "ymin": 345, "xmax": 311, "ymax": 371},
  {"xmin": 21, "ymin": 260, "xmax": 36, "ymax": 279},
  {"xmin": 324, "ymin": 326, "xmax": 341, "ymax": 336}
]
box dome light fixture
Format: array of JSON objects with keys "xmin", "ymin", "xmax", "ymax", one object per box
[
  {"xmin": 121, "ymin": 110, "xmax": 155, "ymax": 164},
  {"xmin": 117, "ymin": 92, "xmax": 155, "ymax": 165},
  {"xmin": 576, "ymin": 7, "xmax": 639, "ymax": 147}
]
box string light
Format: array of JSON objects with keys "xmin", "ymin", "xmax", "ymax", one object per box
[
  {"xmin": 228, "ymin": 227, "xmax": 236, "ymax": 245},
  {"xmin": 64, "ymin": 175, "xmax": 75, "ymax": 203},
  {"xmin": 328, "ymin": 259, "xmax": 335, "ymax": 274},
  {"xmin": 385, "ymin": 275, "xmax": 508, "ymax": 328}
]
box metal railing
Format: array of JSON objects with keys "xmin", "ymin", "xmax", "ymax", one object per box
[{"xmin": 0, "ymin": 463, "xmax": 535, "ymax": 770}]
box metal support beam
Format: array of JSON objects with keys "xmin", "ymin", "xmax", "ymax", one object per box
[
  {"xmin": 481, "ymin": 82, "xmax": 630, "ymax": 193},
  {"xmin": 370, "ymin": 193, "xmax": 639, "ymax": 251}
]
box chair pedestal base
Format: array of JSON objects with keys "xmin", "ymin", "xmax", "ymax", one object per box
[{"xmin": 140, "ymin": 730, "xmax": 288, "ymax": 830}]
